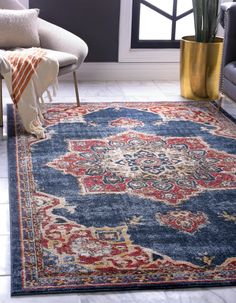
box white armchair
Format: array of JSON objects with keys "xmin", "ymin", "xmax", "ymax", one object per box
[{"xmin": 0, "ymin": 0, "xmax": 88, "ymax": 126}]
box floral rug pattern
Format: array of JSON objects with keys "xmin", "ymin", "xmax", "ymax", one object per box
[{"xmin": 8, "ymin": 102, "xmax": 236, "ymax": 295}]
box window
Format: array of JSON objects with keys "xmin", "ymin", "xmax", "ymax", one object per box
[
  {"xmin": 131, "ymin": 0, "xmax": 194, "ymax": 48},
  {"xmin": 119, "ymin": 0, "xmax": 183, "ymax": 63}
]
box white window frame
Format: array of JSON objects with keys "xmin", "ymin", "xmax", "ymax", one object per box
[{"xmin": 119, "ymin": 0, "xmax": 180, "ymax": 63}]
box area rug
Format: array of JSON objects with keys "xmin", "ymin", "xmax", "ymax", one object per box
[{"xmin": 8, "ymin": 102, "xmax": 236, "ymax": 296}]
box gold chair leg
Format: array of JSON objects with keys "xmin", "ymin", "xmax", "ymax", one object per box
[
  {"xmin": 73, "ymin": 71, "xmax": 80, "ymax": 106},
  {"xmin": 217, "ymin": 92, "xmax": 224, "ymax": 111},
  {"xmin": 0, "ymin": 78, "xmax": 3, "ymax": 127}
]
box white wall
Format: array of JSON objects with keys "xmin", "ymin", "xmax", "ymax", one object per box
[{"xmin": 18, "ymin": 0, "xmax": 28, "ymax": 8}]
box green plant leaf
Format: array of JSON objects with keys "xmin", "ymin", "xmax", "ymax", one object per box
[{"xmin": 192, "ymin": 0, "xmax": 219, "ymax": 43}]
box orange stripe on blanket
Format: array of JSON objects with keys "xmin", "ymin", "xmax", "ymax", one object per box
[
  {"xmin": 12, "ymin": 57, "xmax": 43, "ymax": 103},
  {"xmin": 12, "ymin": 49, "xmax": 43, "ymax": 87},
  {"xmin": 5, "ymin": 48, "xmax": 46, "ymax": 104},
  {"xmin": 12, "ymin": 54, "xmax": 43, "ymax": 95}
]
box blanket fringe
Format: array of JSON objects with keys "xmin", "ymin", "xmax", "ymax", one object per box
[
  {"xmin": 1, "ymin": 48, "xmax": 59, "ymax": 140},
  {"xmin": 29, "ymin": 117, "xmax": 46, "ymax": 140}
]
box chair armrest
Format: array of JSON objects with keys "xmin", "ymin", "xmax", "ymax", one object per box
[
  {"xmin": 221, "ymin": 4, "xmax": 236, "ymax": 68},
  {"xmin": 38, "ymin": 18, "xmax": 88, "ymax": 67},
  {"xmin": 220, "ymin": 2, "xmax": 236, "ymax": 28}
]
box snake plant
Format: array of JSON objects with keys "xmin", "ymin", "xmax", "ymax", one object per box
[{"xmin": 192, "ymin": 0, "xmax": 220, "ymax": 43}]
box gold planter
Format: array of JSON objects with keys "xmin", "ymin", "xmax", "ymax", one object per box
[{"xmin": 180, "ymin": 36, "xmax": 223, "ymax": 100}]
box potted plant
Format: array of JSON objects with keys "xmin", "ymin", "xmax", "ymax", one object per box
[{"xmin": 180, "ymin": 0, "xmax": 223, "ymax": 100}]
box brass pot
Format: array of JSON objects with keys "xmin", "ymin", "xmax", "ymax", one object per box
[{"xmin": 180, "ymin": 36, "xmax": 223, "ymax": 100}]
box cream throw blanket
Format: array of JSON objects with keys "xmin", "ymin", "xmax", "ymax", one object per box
[{"xmin": 0, "ymin": 48, "xmax": 59, "ymax": 139}]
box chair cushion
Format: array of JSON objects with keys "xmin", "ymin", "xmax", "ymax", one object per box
[
  {"xmin": 0, "ymin": 9, "xmax": 40, "ymax": 48},
  {"xmin": 44, "ymin": 49, "xmax": 78, "ymax": 68},
  {"xmin": 0, "ymin": 48, "xmax": 78, "ymax": 70},
  {"xmin": 223, "ymin": 77, "xmax": 236, "ymax": 101},
  {"xmin": 224, "ymin": 61, "xmax": 236, "ymax": 86}
]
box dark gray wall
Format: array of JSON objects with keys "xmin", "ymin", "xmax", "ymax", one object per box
[{"xmin": 30, "ymin": 0, "xmax": 121, "ymax": 62}]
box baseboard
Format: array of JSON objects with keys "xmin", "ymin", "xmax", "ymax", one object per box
[{"xmin": 60, "ymin": 62, "xmax": 180, "ymax": 81}]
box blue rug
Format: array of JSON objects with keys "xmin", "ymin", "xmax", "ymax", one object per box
[{"xmin": 8, "ymin": 102, "xmax": 236, "ymax": 296}]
